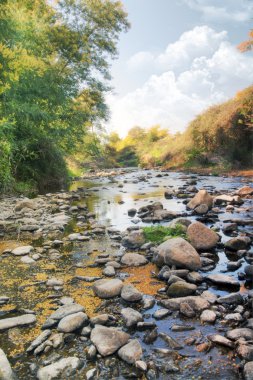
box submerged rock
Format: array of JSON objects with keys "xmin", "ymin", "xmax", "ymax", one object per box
[{"xmin": 206, "ymin": 274, "xmax": 240, "ymax": 288}]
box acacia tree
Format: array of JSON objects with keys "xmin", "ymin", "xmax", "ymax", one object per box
[{"xmin": 0, "ymin": 0, "xmax": 129, "ymax": 191}]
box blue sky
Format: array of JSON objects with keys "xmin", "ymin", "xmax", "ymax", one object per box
[{"xmin": 106, "ymin": 0, "xmax": 253, "ymax": 136}]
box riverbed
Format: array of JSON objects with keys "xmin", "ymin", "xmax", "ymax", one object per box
[{"xmin": 0, "ymin": 169, "xmax": 252, "ymax": 379}]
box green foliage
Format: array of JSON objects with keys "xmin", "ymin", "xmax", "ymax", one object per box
[
  {"xmin": 143, "ymin": 225, "xmax": 187, "ymax": 244},
  {"xmin": 0, "ymin": 0, "xmax": 129, "ymax": 192},
  {"xmin": 104, "ymin": 86, "xmax": 253, "ymax": 171}
]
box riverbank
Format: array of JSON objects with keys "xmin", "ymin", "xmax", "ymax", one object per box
[{"xmin": 0, "ymin": 169, "xmax": 252, "ymax": 379}]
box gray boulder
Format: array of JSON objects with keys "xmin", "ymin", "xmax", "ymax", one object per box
[
  {"xmin": 121, "ymin": 253, "xmax": 147, "ymax": 267},
  {"xmin": 156, "ymin": 237, "xmax": 201, "ymax": 271},
  {"xmin": 37, "ymin": 357, "xmax": 81, "ymax": 380},
  {"xmin": 118, "ymin": 339, "xmax": 142, "ymax": 364},
  {"xmin": 187, "ymin": 222, "xmax": 219, "ymax": 250},
  {"xmin": 90, "ymin": 325, "xmax": 129, "ymax": 356},
  {"xmin": 93, "ymin": 279, "xmax": 123, "ymax": 299}
]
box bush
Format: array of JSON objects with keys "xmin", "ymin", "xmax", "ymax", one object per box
[{"xmin": 143, "ymin": 225, "xmax": 187, "ymax": 244}]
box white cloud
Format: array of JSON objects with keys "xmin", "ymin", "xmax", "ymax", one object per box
[
  {"xmin": 127, "ymin": 26, "xmax": 227, "ymax": 73},
  {"xmin": 182, "ymin": 0, "xmax": 253, "ymax": 22},
  {"xmin": 107, "ymin": 26, "xmax": 253, "ymax": 137}
]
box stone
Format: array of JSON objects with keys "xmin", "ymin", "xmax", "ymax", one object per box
[
  {"xmin": 153, "ymin": 309, "xmax": 170, "ymax": 320},
  {"xmin": 0, "ymin": 314, "xmax": 36, "ymax": 331},
  {"xmin": 118, "ymin": 339, "xmax": 142, "ymax": 364},
  {"xmin": 12, "ymin": 245, "xmax": 33, "ymax": 256},
  {"xmin": 122, "ymin": 230, "xmax": 145, "ymax": 249},
  {"xmin": 217, "ymin": 292, "xmax": 243, "ymax": 305},
  {"xmin": 206, "ymin": 274, "xmax": 240, "ymax": 288},
  {"xmin": 237, "ymin": 343, "xmax": 253, "ymax": 361},
  {"xmin": 187, "ymin": 190, "xmax": 213, "ymax": 210},
  {"xmin": 86, "ymin": 368, "xmax": 97, "ymax": 380},
  {"xmin": 57, "ymin": 312, "xmax": 87, "ymax": 333},
  {"xmin": 50, "ymin": 304, "xmax": 84, "ymax": 320},
  {"xmin": 136, "ymin": 360, "xmax": 147, "ymax": 372},
  {"xmin": 142, "ymin": 297, "xmax": 155, "ymax": 310},
  {"xmin": 37, "ymin": 357, "xmax": 81, "ymax": 380},
  {"xmin": 90, "ymin": 325, "xmax": 129, "ymax": 356},
  {"xmin": 167, "ymin": 281, "xmax": 197, "ymax": 297},
  {"xmin": 46, "ymin": 278, "xmax": 64, "ymax": 287},
  {"xmin": 90, "ymin": 314, "xmax": 115, "ymax": 326},
  {"xmin": 179, "ymin": 302, "xmax": 195, "ymax": 317},
  {"xmin": 244, "ymin": 362, "xmax": 253, "ymax": 380},
  {"xmin": 121, "ymin": 253, "xmax": 148, "ymax": 267},
  {"xmin": 224, "ymin": 313, "xmax": 242, "ymax": 322},
  {"xmin": 0, "ymin": 349, "xmax": 15, "ymax": 380},
  {"xmin": 15, "ymin": 200, "xmax": 36, "ymax": 211},
  {"xmin": 156, "ymin": 237, "xmax": 201, "ymax": 271},
  {"xmin": 103, "ymin": 266, "xmax": 115, "ymax": 277},
  {"xmin": 201, "ymin": 291, "xmax": 217, "ymax": 304},
  {"xmin": 27, "ymin": 330, "xmax": 51, "ymax": 352},
  {"xmin": 207, "ymin": 334, "xmax": 234, "ymax": 348},
  {"xmin": 245, "ymin": 265, "xmax": 253, "ymax": 277},
  {"xmin": 20, "ymin": 256, "xmax": 35, "ymax": 264},
  {"xmin": 186, "ymin": 271, "xmax": 203, "ymax": 284},
  {"xmin": 121, "ymin": 284, "xmax": 142, "ymax": 302},
  {"xmin": 187, "ymin": 222, "xmax": 219, "ymax": 250},
  {"xmin": 200, "ymin": 310, "xmax": 216, "ymax": 323},
  {"xmin": 226, "ymin": 328, "xmax": 253, "ymax": 341},
  {"xmin": 128, "ymin": 208, "xmax": 137, "ymax": 217},
  {"xmin": 194, "ymin": 204, "xmax": 209, "ymax": 214},
  {"xmin": 121, "ymin": 308, "xmax": 143, "ymax": 327},
  {"xmin": 225, "ymin": 237, "xmax": 251, "ymax": 251},
  {"xmin": 236, "ymin": 186, "xmax": 253, "ymax": 196},
  {"xmin": 161, "ymin": 296, "xmax": 209, "ymax": 312},
  {"xmin": 168, "ymin": 218, "xmax": 191, "ymax": 229},
  {"xmin": 93, "ymin": 279, "xmax": 123, "ymax": 299}
]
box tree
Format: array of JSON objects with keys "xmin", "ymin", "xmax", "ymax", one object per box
[{"xmin": 0, "ymin": 0, "xmax": 129, "ymax": 192}]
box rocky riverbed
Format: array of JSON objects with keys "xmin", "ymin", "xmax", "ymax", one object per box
[{"xmin": 0, "ymin": 169, "xmax": 252, "ymax": 380}]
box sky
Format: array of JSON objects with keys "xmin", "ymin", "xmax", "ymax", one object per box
[{"xmin": 105, "ymin": 0, "xmax": 253, "ymax": 136}]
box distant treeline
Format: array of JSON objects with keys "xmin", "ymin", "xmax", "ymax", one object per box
[{"xmin": 103, "ymin": 85, "xmax": 253, "ymax": 171}]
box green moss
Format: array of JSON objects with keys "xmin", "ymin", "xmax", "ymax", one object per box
[{"xmin": 143, "ymin": 224, "xmax": 187, "ymax": 244}]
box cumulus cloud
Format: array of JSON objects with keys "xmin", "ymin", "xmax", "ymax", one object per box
[
  {"xmin": 107, "ymin": 26, "xmax": 253, "ymax": 137},
  {"xmin": 182, "ymin": 0, "xmax": 253, "ymax": 22}
]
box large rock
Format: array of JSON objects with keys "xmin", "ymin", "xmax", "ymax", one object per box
[
  {"xmin": 0, "ymin": 349, "xmax": 15, "ymax": 380},
  {"xmin": 0, "ymin": 314, "xmax": 36, "ymax": 331},
  {"xmin": 187, "ymin": 190, "xmax": 213, "ymax": 210},
  {"xmin": 236, "ymin": 186, "xmax": 253, "ymax": 196},
  {"xmin": 121, "ymin": 308, "xmax": 143, "ymax": 327},
  {"xmin": 37, "ymin": 357, "xmax": 81, "ymax": 380},
  {"xmin": 122, "ymin": 230, "xmax": 145, "ymax": 249},
  {"xmin": 244, "ymin": 362, "xmax": 253, "ymax": 380},
  {"xmin": 15, "ymin": 199, "xmax": 36, "ymax": 212},
  {"xmin": 206, "ymin": 274, "xmax": 240, "ymax": 288},
  {"xmin": 50, "ymin": 304, "xmax": 84, "ymax": 320},
  {"xmin": 217, "ymin": 292, "xmax": 243, "ymax": 305},
  {"xmin": 57, "ymin": 312, "xmax": 87, "ymax": 333},
  {"xmin": 118, "ymin": 339, "xmax": 142, "ymax": 364},
  {"xmin": 167, "ymin": 281, "xmax": 197, "ymax": 297},
  {"xmin": 12, "ymin": 245, "xmax": 33, "ymax": 256},
  {"xmin": 156, "ymin": 237, "xmax": 201, "ymax": 271},
  {"xmin": 161, "ymin": 296, "xmax": 209, "ymax": 312},
  {"xmin": 93, "ymin": 279, "xmax": 123, "ymax": 299},
  {"xmin": 187, "ymin": 222, "xmax": 219, "ymax": 250},
  {"xmin": 226, "ymin": 328, "xmax": 253, "ymax": 341},
  {"xmin": 225, "ymin": 237, "xmax": 251, "ymax": 251},
  {"xmin": 121, "ymin": 253, "xmax": 147, "ymax": 267},
  {"xmin": 90, "ymin": 325, "xmax": 129, "ymax": 356},
  {"xmin": 121, "ymin": 284, "xmax": 142, "ymax": 302}
]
